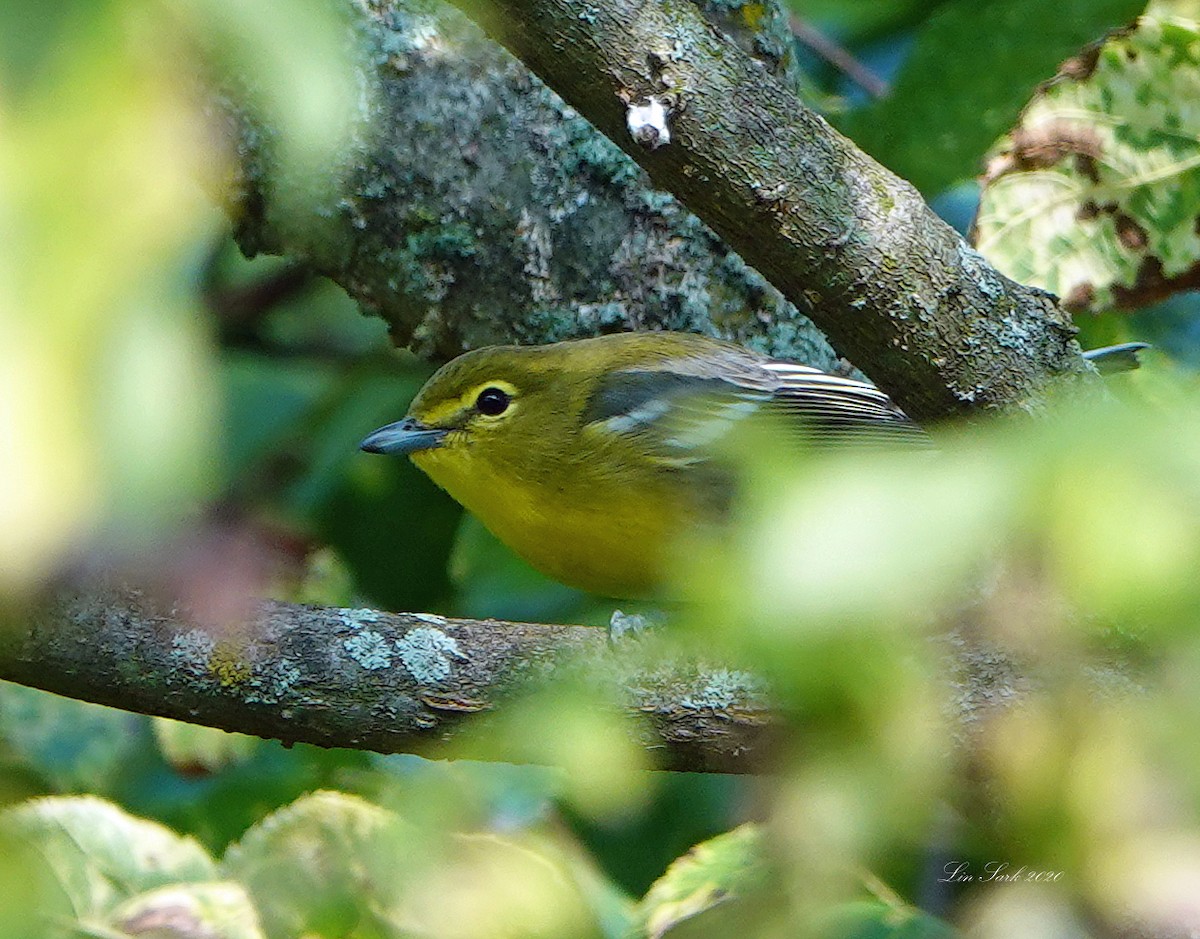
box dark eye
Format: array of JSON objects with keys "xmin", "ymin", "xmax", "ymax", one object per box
[{"xmin": 476, "ymin": 386, "xmax": 511, "ymax": 416}]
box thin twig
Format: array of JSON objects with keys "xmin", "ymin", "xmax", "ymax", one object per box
[{"xmin": 789, "ymin": 16, "xmax": 890, "ymax": 100}]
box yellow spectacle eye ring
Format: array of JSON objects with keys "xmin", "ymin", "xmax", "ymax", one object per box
[{"xmin": 475, "ymin": 386, "xmax": 511, "ymax": 416}]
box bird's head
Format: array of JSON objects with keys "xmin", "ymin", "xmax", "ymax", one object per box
[
  {"xmin": 359, "ymin": 332, "xmax": 771, "ymax": 476},
  {"xmin": 358, "ymin": 344, "xmax": 585, "ymax": 484}
]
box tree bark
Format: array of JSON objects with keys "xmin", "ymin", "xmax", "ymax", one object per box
[
  {"xmin": 0, "ymin": 586, "xmax": 773, "ymax": 774},
  {"xmin": 226, "ymin": 0, "xmax": 849, "ymax": 374}
]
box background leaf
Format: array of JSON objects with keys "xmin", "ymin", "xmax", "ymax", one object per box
[
  {"xmin": 974, "ymin": 4, "xmax": 1200, "ymax": 314},
  {"xmin": 110, "ymin": 881, "xmax": 267, "ymax": 939},
  {"xmin": 637, "ymin": 825, "xmax": 769, "ymax": 938},
  {"xmin": 152, "ymin": 719, "xmax": 260, "ymax": 777},
  {"xmin": 0, "ymin": 684, "xmax": 142, "ymax": 793},
  {"xmin": 843, "ymin": 0, "xmax": 1146, "ymax": 195},
  {"xmin": 0, "ymin": 796, "xmax": 216, "ymax": 934},
  {"xmin": 817, "ymin": 900, "xmax": 960, "ymax": 939},
  {"xmin": 221, "ymin": 790, "xmax": 415, "ymax": 939}
]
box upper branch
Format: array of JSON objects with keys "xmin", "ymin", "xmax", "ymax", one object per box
[
  {"xmin": 441, "ymin": 0, "xmax": 1096, "ymax": 421},
  {"xmin": 225, "ymin": 0, "xmax": 846, "ymax": 372}
]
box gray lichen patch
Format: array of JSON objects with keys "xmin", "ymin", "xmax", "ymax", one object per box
[
  {"xmin": 244, "ymin": 658, "xmax": 303, "ymax": 705},
  {"xmin": 336, "ymin": 608, "xmax": 383, "ymax": 631},
  {"xmin": 679, "ymin": 668, "xmax": 768, "ymax": 710},
  {"xmin": 595, "ymin": 640, "xmax": 772, "ymax": 716},
  {"xmin": 956, "ymin": 241, "xmax": 1008, "ymax": 303},
  {"xmin": 169, "ymin": 630, "xmax": 216, "ymax": 678},
  {"xmin": 395, "ymin": 627, "xmax": 466, "ymax": 683},
  {"xmin": 343, "ymin": 630, "xmax": 394, "ymax": 670}
]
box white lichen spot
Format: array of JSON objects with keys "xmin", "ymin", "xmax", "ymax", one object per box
[
  {"xmin": 338, "ymin": 608, "xmax": 382, "ymax": 630},
  {"xmin": 626, "ymin": 97, "xmax": 671, "ymax": 150},
  {"xmin": 395, "ymin": 627, "xmax": 464, "ymax": 683},
  {"xmin": 343, "ymin": 630, "xmax": 393, "ymax": 670},
  {"xmin": 681, "ymin": 669, "xmax": 766, "ymax": 710},
  {"xmin": 169, "ymin": 630, "xmax": 215, "ymax": 676},
  {"xmin": 407, "ymin": 20, "xmax": 441, "ymax": 52},
  {"xmin": 608, "ymin": 609, "xmax": 663, "ymax": 641},
  {"xmin": 412, "ymin": 612, "xmax": 448, "ymax": 626}
]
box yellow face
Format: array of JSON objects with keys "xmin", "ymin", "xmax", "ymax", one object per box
[
  {"xmin": 407, "ymin": 375, "xmax": 530, "ymax": 497},
  {"xmin": 373, "ymin": 345, "xmax": 551, "ymax": 507},
  {"xmin": 397, "ymin": 345, "xmax": 578, "ymax": 491},
  {"xmin": 410, "ymin": 376, "xmax": 524, "ymax": 453},
  {"xmin": 360, "ymin": 344, "xmax": 565, "ymax": 467}
]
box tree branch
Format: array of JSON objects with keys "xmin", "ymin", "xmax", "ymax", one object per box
[
  {"xmin": 0, "ymin": 587, "xmax": 773, "ymax": 774},
  {"xmin": 226, "ymin": 0, "xmax": 849, "ymax": 373}
]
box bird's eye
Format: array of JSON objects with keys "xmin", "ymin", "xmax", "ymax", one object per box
[{"xmin": 475, "ymin": 386, "xmax": 511, "ymax": 416}]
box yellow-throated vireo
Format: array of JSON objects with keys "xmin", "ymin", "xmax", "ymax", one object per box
[{"xmin": 360, "ymin": 332, "xmax": 1144, "ymax": 598}]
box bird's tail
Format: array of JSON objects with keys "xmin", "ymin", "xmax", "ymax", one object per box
[{"xmin": 1083, "ymin": 342, "xmax": 1150, "ymax": 374}]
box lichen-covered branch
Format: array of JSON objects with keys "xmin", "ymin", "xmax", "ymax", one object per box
[
  {"xmin": 435, "ymin": 0, "xmax": 1098, "ymax": 423},
  {"xmin": 227, "ymin": 0, "xmax": 847, "ymax": 373},
  {"xmin": 0, "ymin": 587, "xmax": 772, "ymax": 774}
]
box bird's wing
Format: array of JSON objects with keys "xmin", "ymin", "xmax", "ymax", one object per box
[
  {"xmin": 757, "ymin": 361, "xmax": 927, "ymax": 445},
  {"xmin": 580, "ymin": 357, "xmax": 926, "ymax": 465},
  {"xmin": 581, "ymin": 368, "xmax": 767, "ymax": 466}
]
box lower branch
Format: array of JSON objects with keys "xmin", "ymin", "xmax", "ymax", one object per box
[{"xmin": 0, "ymin": 587, "xmax": 773, "ymax": 774}]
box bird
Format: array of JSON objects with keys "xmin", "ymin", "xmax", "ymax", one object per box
[{"xmin": 359, "ymin": 332, "xmax": 1144, "ymax": 598}]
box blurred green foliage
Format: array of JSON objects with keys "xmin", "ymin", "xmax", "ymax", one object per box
[{"xmin": 5, "ymin": 0, "xmax": 1200, "ymax": 937}]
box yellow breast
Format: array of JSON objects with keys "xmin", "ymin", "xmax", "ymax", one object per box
[{"xmin": 413, "ymin": 446, "xmax": 688, "ymax": 598}]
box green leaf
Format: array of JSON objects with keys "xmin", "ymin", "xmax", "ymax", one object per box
[
  {"xmin": 636, "ymin": 824, "xmax": 768, "ymax": 938},
  {"xmin": 0, "ymin": 683, "xmax": 142, "ymax": 792},
  {"xmin": 845, "ymin": 0, "xmax": 1145, "ymax": 194},
  {"xmin": 0, "ymin": 796, "xmax": 216, "ymax": 933},
  {"xmin": 151, "ymin": 718, "xmax": 260, "ymax": 776},
  {"xmin": 399, "ymin": 832, "xmax": 608, "ymax": 939},
  {"xmin": 0, "ymin": 3, "xmax": 223, "ymax": 596},
  {"xmin": 974, "ymin": 3, "xmax": 1200, "ymax": 313},
  {"xmin": 221, "ymin": 790, "xmax": 414, "ymax": 939},
  {"xmin": 109, "ymin": 882, "xmax": 267, "ymax": 939},
  {"xmin": 817, "ymin": 900, "xmax": 961, "ymax": 939},
  {"xmin": 223, "ymin": 791, "xmax": 609, "ymax": 939},
  {"xmin": 180, "ymin": 0, "xmax": 360, "ymax": 228}
]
